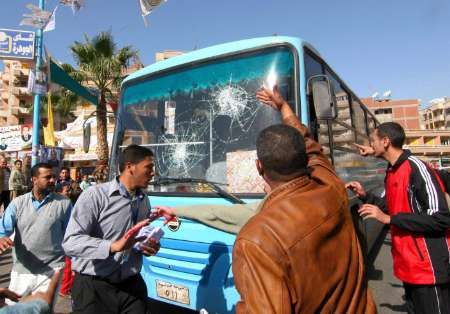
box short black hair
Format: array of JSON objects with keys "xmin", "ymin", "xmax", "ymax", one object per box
[
  {"xmin": 60, "ymin": 167, "xmax": 70, "ymax": 173},
  {"xmin": 31, "ymin": 163, "xmax": 53, "ymax": 178},
  {"xmin": 119, "ymin": 144, "xmax": 154, "ymax": 172},
  {"xmin": 256, "ymin": 124, "xmax": 308, "ymax": 181},
  {"xmin": 376, "ymin": 122, "xmax": 405, "ymax": 149},
  {"xmin": 14, "ymin": 160, "xmax": 22, "ymax": 166}
]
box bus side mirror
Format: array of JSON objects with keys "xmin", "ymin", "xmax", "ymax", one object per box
[
  {"xmin": 309, "ymin": 76, "xmax": 337, "ymax": 120},
  {"xmin": 83, "ymin": 123, "xmax": 91, "ymax": 153}
]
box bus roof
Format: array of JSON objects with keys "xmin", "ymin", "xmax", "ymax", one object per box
[{"xmin": 123, "ymin": 36, "xmax": 317, "ymax": 85}]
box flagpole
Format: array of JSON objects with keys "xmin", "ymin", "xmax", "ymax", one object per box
[{"xmin": 31, "ymin": 0, "xmax": 45, "ymax": 166}]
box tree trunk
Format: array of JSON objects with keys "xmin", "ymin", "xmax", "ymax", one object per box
[{"xmin": 96, "ymin": 93, "xmax": 109, "ymax": 162}]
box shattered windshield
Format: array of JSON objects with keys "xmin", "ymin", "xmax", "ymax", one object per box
[{"xmin": 114, "ymin": 46, "xmax": 296, "ymax": 194}]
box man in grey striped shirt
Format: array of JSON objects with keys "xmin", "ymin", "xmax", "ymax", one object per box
[{"xmin": 63, "ymin": 145, "xmax": 160, "ymax": 313}]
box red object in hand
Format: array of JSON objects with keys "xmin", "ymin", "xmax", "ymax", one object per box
[{"xmin": 124, "ymin": 219, "xmax": 150, "ymax": 240}]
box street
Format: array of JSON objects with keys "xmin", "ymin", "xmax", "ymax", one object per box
[{"xmin": 0, "ymin": 230, "xmax": 407, "ymax": 314}]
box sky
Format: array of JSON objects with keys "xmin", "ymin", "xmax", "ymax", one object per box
[{"xmin": 1, "ymin": 0, "xmax": 449, "ymax": 104}]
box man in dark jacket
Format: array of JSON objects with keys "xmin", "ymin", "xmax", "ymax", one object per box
[
  {"xmin": 232, "ymin": 86, "xmax": 375, "ymax": 313},
  {"xmin": 347, "ymin": 122, "xmax": 450, "ymax": 313}
]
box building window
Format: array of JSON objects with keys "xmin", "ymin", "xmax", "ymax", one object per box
[
  {"xmin": 374, "ymin": 108, "xmax": 393, "ymax": 123},
  {"xmin": 19, "ymin": 117, "xmax": 25, "ymax": 124},
  {"xmin": 374, "ymin": 108, "xmax": 392, "ymax": 115}
]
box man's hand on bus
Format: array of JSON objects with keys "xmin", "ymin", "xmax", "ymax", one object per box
[
  {"xmin": 358, "ymin": 204, "xmax": 391, "ymax": 225},
  {"xmin": 154, "ymin": 206, "xmax": 176, "ymax": 220},
  {"xmin": 353, "ymin": 143, "xmax": 375, "ymax": 156},
  {"xmin": 345, "ymin": 181, "xmax": 366, "ymax": 198},
  {"xmin": 256, "ymin": 85, "xmax": 289, "ymax": 111}
]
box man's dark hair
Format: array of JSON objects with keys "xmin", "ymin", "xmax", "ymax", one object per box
[
  {"xmin": 60, "ymin": 167, "xmax": 70, "ymax": 173},
  {"xmin": 119, "ymin": 145, "xmax": 154, "ymax": 172},
  {"xmin": 31, "ymin": 163, "xmax": 53, "ymax": 178},
  {"xmin": 376, "ymin": 122, "xmax": 405, "ymax": 149},
  {"xmin": 256, "ymin": 124, "xmax": 308, "ymax": 181},
  {"xmin": 14, "ymin": 160, "xmax": 22, "ymax": 166}
]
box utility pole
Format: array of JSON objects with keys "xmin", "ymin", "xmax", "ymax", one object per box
[{"xmin": 31, "ymin": 0, "xmax": 45, "ymax": 166}]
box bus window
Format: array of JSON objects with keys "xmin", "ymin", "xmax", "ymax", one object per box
[
  {"xmin": 303, "ymin": 49, "xmax": 332, "ymax": 157},
  {"xmin": 327, "ymin": 73, "xmax": 355, "ymax": 151},
  {"xmin": 352, "ymin": 97, "xmax": 369, "ymax": 145},
  {"xmin": 367, "ymin": 114, "xmax": 376, "ymax": 134}
]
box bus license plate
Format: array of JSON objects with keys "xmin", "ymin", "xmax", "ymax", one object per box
[{"xmin": 156, "ymin": 280, "xmax": 190, "ymax": 305}]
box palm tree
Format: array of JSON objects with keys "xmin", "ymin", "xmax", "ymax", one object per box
[{"xmin": 70, "ymin": 31, "xmax": 137, "ymax": 162}]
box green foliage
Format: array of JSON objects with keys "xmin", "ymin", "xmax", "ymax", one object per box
[{"xmin": 70, "ymin": 31, "xmax": 138, "ymax": 102}]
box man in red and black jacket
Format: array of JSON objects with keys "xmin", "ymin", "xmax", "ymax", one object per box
[{"xmin": 346, "ymin": 122, "xmax": 450, "ymax": 314}]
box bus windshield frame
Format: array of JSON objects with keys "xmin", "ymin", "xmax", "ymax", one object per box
[{"xmin": 110, "ymin": 44, "xmax": 299, "ymax": 197}]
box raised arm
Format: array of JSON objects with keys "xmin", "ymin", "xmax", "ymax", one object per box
[
  {"xmin": 166, "ymin": 202, "xmax": 260, "ymax": 234},
  {"xmin": 256, "ymin": 86, "xmax": 335, "ymax": 176}
]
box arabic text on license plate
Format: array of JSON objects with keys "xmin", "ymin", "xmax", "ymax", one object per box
[{"xmin": 156, "ymin": 280, "xmax": 190, "ymax": 305}]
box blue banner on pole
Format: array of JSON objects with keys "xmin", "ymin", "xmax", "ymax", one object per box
[{"xmin": 0, "ymin": 29, "xmax": 35, "ymax": 60}]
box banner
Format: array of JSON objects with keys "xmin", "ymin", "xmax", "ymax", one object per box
[
  {"xmin": 44, "ymin": 6, "xmax": 58, "ymax": 32},
  {"xmin": 39, "ymin": 146, "xmax": 63, "ymax": 170},
  {"xmin": 0, "ymin": 124, "xmax": 33, "ymax": 152}
]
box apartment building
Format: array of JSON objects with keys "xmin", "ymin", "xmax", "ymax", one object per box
[
  {"xmin": 361, "ymin": 96, "xmax": 450, "ymax": 167},
  {"xmin": 155, "ymin": 50, "xmax": 184, "ymax": 62},
  {"xmin": 420, "ymin": 97, "xmax": 450, "ymax": 130},
  {"xmin": 361, "ymin": 97, "xmax": 421, "ymax": 130},
  {"xmin": 0, "ymin": 60, "xmax": 34, "ymax": 126}
]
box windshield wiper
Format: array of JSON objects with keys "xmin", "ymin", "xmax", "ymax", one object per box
[{"xmin": 150, "ymin": 177, "xmax": 245, "ymax": 204}]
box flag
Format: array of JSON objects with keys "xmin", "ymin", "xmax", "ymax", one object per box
[
  {"xmin": 44, "ymin": 6, "xmax": 58, "ymax": 32},
  {"xmin": 139, "ymin": 0, "xmax": 167, "ymax": 26},
  {"xmin": 21, "ymin": 3, "xmax": 52, "ymax": 29},
  {"xmin": 43, "ymin": 92, "xmax": 56, "ymax": 146},
  {"xmin": 27, "ymin": 70, "xmax": 35, "ymax": 93},
  {"xmin": 59, "ymin": 0, "xmax": 83, "ymax": 14}
]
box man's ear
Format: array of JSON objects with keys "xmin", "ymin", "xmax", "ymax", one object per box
[
  {"xmin": 382, "ymin": 137, "xmax": 391, "ymax": 149},
  {"xmin": 255, "ymin": 159, "xmax": 264, "ymax": 177}
]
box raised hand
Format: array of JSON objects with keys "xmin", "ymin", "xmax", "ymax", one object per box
[
  {"xmin": 353, "ymin": 143, "xmax": 375, "ymax": 156},
  {"xmin": 256, "ymin": 85, "xmax": 287, "ymax": 111}
]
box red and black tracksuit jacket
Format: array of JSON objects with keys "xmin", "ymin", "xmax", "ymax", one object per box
[{"xmin": 363, "ymin": 150, "xmax": 450, "ymax": 285}]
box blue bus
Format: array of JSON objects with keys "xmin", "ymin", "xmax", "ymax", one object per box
[{"xmin": 109, "ymin": 36, "xmax": 386, "ymax": 313}]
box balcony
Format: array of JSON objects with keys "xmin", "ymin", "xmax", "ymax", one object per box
[
  {"xmin": 404, "ymin": 144, "xmax": 450, "ymax": 155},
  {"xmin": 12, "ymin": 69, "xmax": 29, "ymax": 77},
  {"xmin": 12, "ymin": 87, "xmax": 30, "ymax": 96}
]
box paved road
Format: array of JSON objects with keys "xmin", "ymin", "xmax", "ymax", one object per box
[{"xmin": 0, "ymin": 231, "xmax": 406, "ymax": 313}]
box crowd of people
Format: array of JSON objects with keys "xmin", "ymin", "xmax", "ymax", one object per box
[{"xmin": 0, "ymin": 86, "xmax": 448, "ymax": 313}]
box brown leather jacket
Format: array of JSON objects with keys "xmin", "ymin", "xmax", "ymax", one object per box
[{"xmin": 232, "ymin": 117, "xmax": 376, "ymax": 314}]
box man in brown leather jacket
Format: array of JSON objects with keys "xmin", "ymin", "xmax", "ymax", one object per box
[{"xmin": 232, "ymin": 86, "xmax": 376, "ymax": 313}]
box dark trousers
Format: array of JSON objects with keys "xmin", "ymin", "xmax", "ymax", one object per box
[
  {"xmin": 404, "ymin": 282, "xmax": 450, "ymax": 314},
  {"xmin": 0, "ymin": 190, "xmax": 10, "ymax": 211},
  {"xmin": 72, "ymin": 273, "xmax": 149, "ymax": 314}
]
